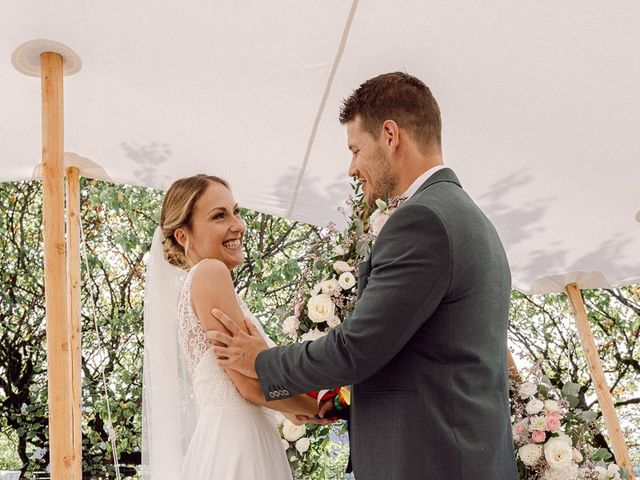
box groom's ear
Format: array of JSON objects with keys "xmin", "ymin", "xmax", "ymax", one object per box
[
  {"xmin": 381, "ymin": 119, "xmax": 400, "ymax": 151},
  {"xmin": 174, "ymin": 228, "xmax": 187, "ymax": 247}
]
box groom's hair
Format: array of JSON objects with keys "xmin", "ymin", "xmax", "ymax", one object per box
[
  {"xmin": 339, "ymin": 72, "xmax": 441, "ymax": 153},
  {"xmin": 160, "ymin": 174, "xmax": 230, "ymax": 270}
]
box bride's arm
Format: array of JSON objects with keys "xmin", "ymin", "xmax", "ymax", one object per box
[{"xmin": 190, "ymin": 259, "xmax": 318, "ymax": 417}]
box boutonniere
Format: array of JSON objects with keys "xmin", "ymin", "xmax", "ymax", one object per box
[{"xmin": 368, "ymin": 196, "xmax": 406, "ymax": 238}]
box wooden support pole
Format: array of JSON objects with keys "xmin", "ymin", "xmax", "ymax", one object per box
[
  {"xmin": 66, "ymin": 166, "xmax": 82, "ymax": 479},
  {"xmin": 565, "ymin": 283, "xmax": 635, "ymax": 479},
  {"xmin": 41, "ymin": 52, "xmax": 74, "ymax": 478}
]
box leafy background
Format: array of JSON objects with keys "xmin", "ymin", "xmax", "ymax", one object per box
[{"xmin": 0, "ymin": 180, "xmax": 638, "ymax": 478}]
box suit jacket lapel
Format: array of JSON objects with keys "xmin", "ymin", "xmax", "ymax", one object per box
[{"xmin": 412, "ymin": 167, "xmax": 462, "ymax": 198}]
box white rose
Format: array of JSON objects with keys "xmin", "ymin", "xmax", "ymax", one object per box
[
  {"xmin": 607, "ymin": 464, "xmax": 621, "ymax": 479},
  {"xmin": 544, "ymin": 400, "xmax": 561, "ymax": 413},
  {"xmin": 519, "ymin": 382, "xmax": 538, "ymax": 399},
  {"xmin": 333, "ymin": 245, "xmax": 347, "ymax": 256},
  {"xmin": 338, "ymin": 272, "xmax": 356, "ymax": 290},
  {"xmin": 369, "ymin": 210, "xmax": 390, "ymax": 237},
  {"xmin": 543, "ymin": 464, "xmax": 579, "ymax": 480},
  {"xmin": 295, "ymin": 437, "xmax": 311, "ymax": 453},
  {"xmin": 307, "ymin": 294, "xmax": 336, "ymax": 323},
  {"xmin": 544, "ymin": 436, "xmax": 574, "ymax": 471},
  {"xmin": 594, "ymin": 466, "xmax": 609, "ymax": 480},
  {"xmin": 320, "ymin": 278, "xmax": 341, "ymax": 295},
  {"xmin": 333, "ymin": 260, "xmax": 354, "ymax": 274},
  {"xmin": 326, "ymin": 315, "xmax": 341, "ymax": 329},
  {"xmin": 526, "ymin": 398, "xmax": 545, "ymax": 415},
  {"xmin": 281, "ymin": 316, "xmax": 300, "ymax": 336},
  {"xmin": 300, "ymin": 328, "xmax": 327, "ymax": 342},
  {"xmin": 529, "ymin": 415, "xmax": 547, "ymax": 432},
  {"xmin": 556, "ymin": 432, "xmax": 573, "ymax": 446},
  {"xmin": 282, "ymin": 420, "xmax": 305, "ymax": 442},
  {"xmin": 519, "ymin": 443, "xmax": 543, "ymax": 466}
]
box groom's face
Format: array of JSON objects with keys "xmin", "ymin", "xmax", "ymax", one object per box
[{"xmin": 347, "ymin": 116, "xmax": 398, "ymax": 206}]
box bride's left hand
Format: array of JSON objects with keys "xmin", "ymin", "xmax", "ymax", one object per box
[{"xmin": 206, "ymin": 308, "xmax": 269, "ymax": 379}]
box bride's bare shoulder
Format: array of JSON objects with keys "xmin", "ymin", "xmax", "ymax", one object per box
[
  {"xmin": 190, "ymin": 259, "xmax": 234, "ymax": 300},
  {"xmin": 189, "ymin": 258, "xmax": 244, "ymax": 332},
  {"xmin": 191, "ymin": 258, "xmax": 229, "ymax": 281}
]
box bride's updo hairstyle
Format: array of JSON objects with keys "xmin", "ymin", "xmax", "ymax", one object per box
[{"xmin": 160, "ymin": 174, "xmax": 230, "ymax": 270}]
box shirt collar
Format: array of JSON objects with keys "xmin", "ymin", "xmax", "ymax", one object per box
[{"xmin": 401, "ymin": 165, "xmax": 447, "ymax": 200}]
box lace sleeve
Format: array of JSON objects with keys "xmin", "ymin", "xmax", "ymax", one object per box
[{"xmin": 176, "ymin": 264, "xmax": 209, "ymax": 377}]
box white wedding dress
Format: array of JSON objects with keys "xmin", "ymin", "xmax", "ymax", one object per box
[{"xmin": 176, "ymin": 261, "xmax": 293, "ymax": 479}]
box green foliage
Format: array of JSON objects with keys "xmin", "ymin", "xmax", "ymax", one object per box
[
  {"xmin": 509, "ymin": 287, "xmax": 640, "ymax": 469},
  {"xmin": 0, "ymin": 179, "xmax": 160, "ymax": 477},
  {"xmin": 0, "ymin": 179, "xmax": 342, "ymax": 478},
  {"xmin": 1, "ymin": 179, "xmax": 638, "ymax": 478}
]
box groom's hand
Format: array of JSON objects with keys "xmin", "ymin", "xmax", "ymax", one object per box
[{"xmin": 206, "ymin": 309, "xmax": 268, "ymax": 379}]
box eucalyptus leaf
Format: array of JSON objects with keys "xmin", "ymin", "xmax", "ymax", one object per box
[
  {"xmin": 568, "ymin": 395, "xmax": 580, "ymax": 408},
  {"xmin": 580, "ymin": 411, "xmax": 598, "ymax": 423},
  {"xmin": 561, "ymin": 382, "xmax": 580, "ymax": 398}
]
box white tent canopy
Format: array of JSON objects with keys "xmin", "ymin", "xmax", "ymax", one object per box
[{"xmin": 2, "ymin": 0, "xmax": 639, "ymax": 294}]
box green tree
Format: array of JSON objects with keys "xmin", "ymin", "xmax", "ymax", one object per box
[
  {"xmin": 0, "ymin": 179, "xmax": 331, "ymax": 478},
  {"xmin": 0, "ymin": 181, "xmax": 50, "ymax": 473},
  {"xmin": 509, "ymin": 287, "xmax": 640, "ymax": 467},
  {"xmin": 4, "ymin": 178, "xmax": 635, "ymax": 477}
]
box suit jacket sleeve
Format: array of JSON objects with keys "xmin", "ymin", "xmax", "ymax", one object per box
[{"xmin": 255, "ymin": 202, "xmax": 452, "ymax": 400}]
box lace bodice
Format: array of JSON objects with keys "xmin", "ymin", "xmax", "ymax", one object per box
[{"xmin": 176, "ymin": 261, "xmax": 275, "ymax": 412}]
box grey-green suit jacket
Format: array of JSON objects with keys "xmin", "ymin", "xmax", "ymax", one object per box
[{"xmin": 256, "ymin": 168, "xmax": 517, "ymax": 479}]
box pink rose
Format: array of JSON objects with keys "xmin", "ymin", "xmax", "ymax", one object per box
[
  {"xmin": 513, "ymin": 422, "xmax": 527, "ymax": 437},
  {"xmin": 545, "ymin": 413, "xmax": 561, "ymax": 431},
  {"xmin": 531, "ymin": 430, "xmax": 546, "ymax": 443}
]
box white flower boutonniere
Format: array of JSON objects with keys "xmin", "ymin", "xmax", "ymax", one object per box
[{"xmin": 369, "ymin": 196, "xmax": 406, "ymax": 238}]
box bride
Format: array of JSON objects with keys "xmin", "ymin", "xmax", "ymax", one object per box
[{"xmin": 142, "ymin": 174, "xmax": 318, "ymax": 479}]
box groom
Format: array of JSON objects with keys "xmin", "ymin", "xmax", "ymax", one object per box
[{"xmin": 209, "ymin": 72, "xmax": 517, "ymax": 479}]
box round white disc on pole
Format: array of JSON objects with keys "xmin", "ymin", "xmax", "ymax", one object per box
[{"xmin": 11, "ymin": 39, "xmax": 82, "ymax": 77}]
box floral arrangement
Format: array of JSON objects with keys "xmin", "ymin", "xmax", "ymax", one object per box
[
  {"xmin": 277, "ymin": 183, "xmax": 395, "ymax": 472},
  {"xmin": 511, "ymin": 366, "xmax": 629, "ymax": 479},
  {"xmin": 280, "ymin": 190, "xmax": 403, "ymax": 345},
  {"xmin": 275, "ymin": 182, "xmax": 629, "ymax": 480}
]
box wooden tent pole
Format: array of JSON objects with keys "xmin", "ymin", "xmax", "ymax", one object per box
[
  {"xmin": 66, "ymin": 166, "xmax": 82, "ymax": 479},
  {"xmin": 565, "ymin": 283, "xmax": 634, "ymax": 478},
  {"xmin": 41, "ymin": 52, "xmax": 74, "ymax": 478}
]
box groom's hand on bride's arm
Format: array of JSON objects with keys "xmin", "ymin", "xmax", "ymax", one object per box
[{"xmin": 206, "ymin": 308, "xmax": 268, "ymax": 379}]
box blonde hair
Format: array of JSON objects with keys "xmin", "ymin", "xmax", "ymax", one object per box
[{"xmin": 160, "ymin": 174, "xmax": 230, "ymax": 270}]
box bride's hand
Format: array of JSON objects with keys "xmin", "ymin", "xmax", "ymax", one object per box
[
  {"xmin": 293, "ymin": 400, "xmax": 338, "ymax": 425},
  {"xmin": 207, "ymin": 309, "xmax": 269, "ymax": 379},
  {"xmin": 283, "ymin": 413, "xmax": 307, "ymax": 426}
]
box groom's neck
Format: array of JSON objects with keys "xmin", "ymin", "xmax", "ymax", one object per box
[{"xmin": 393, "ymin": 148, "xmax": 444, "ymax": 196}]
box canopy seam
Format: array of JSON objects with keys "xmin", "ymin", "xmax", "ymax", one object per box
[{"xmin": 287, "ymin": 0, "xmax": 360, "ymax": 219}]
